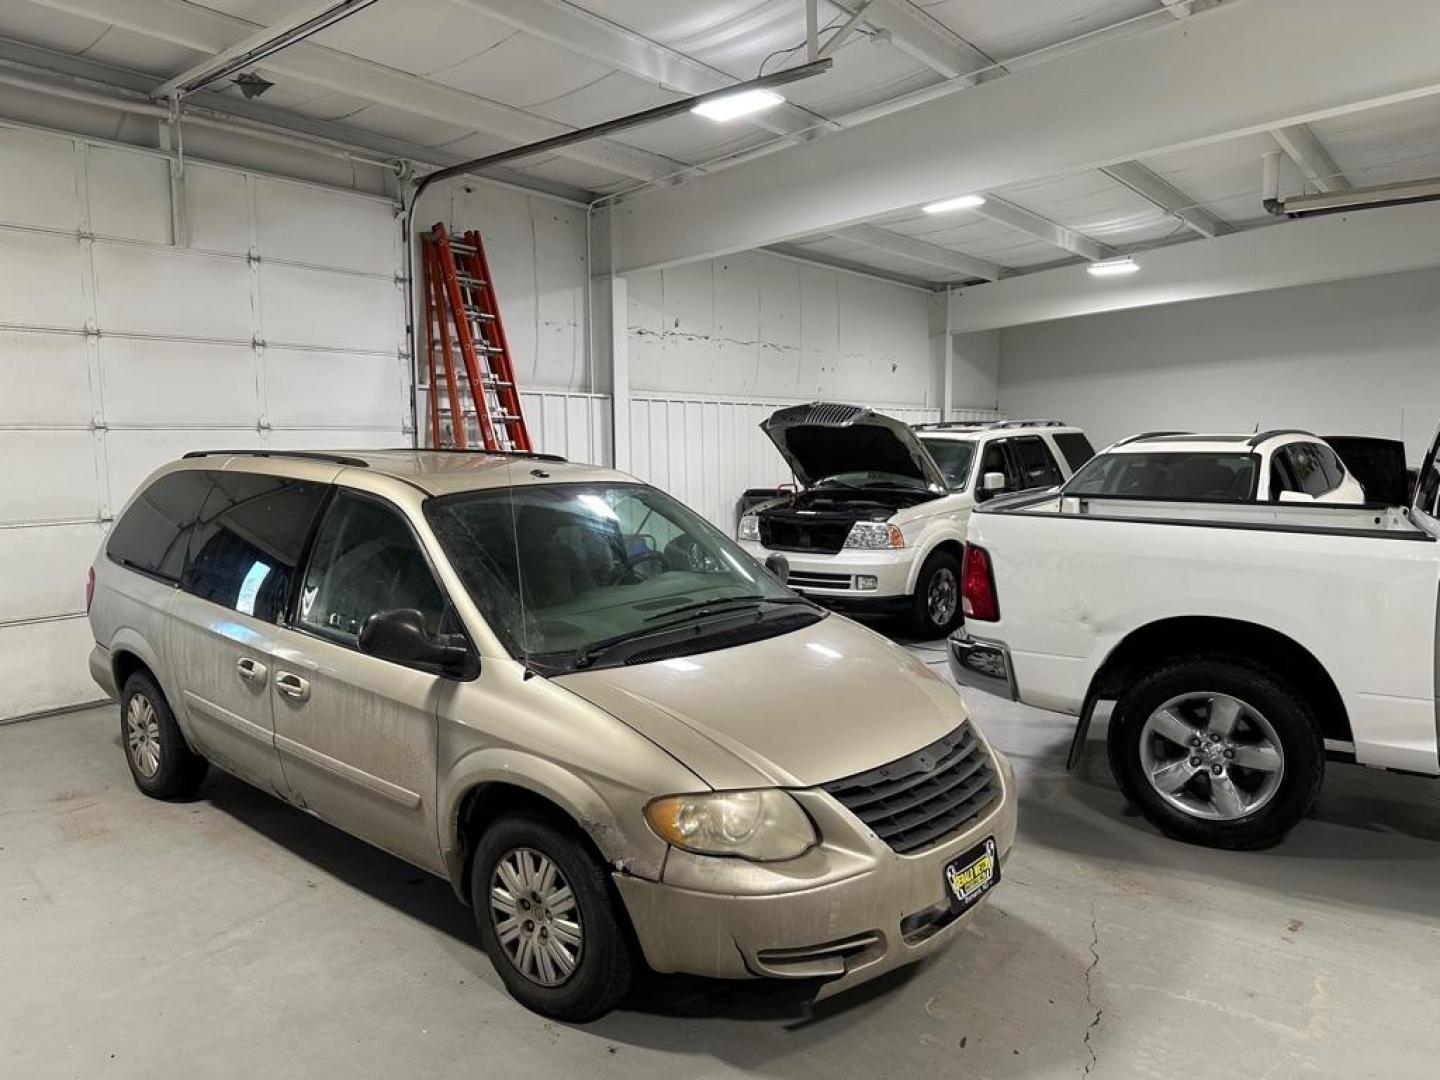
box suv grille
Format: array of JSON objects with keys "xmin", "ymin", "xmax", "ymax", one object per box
[
  {"xmin": 822, "ymin": 722, "xmax": 999, "ymax": 854},
  {"xmin": 758, "ymin": 514, "xmax": 850, "ymax": 553}
]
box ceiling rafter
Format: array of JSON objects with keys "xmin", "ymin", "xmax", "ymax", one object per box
[
  {"xmin": 835, "ymin": 223, "xmax": 1004, "ymax": 280},
  {"xmin": 828, "ymin": 0, "xmax": 995, "ymax": 82},
  {"xmin": 1101, "ymin": 160, "xmax": 1231, "ymax": 239},
  {"xmin": 971, "ymin": 196, "xmax": 1116, "ymax": 262},
  {"xmin": 27, "ymin": 0, "xmax": 682, "ymax": 182},
  {"xmin": 443, "ymin": 0, "xmax": 820, "ymax": 138},
  {"xmin": 1271, "ymin": 123, "xmax": 1351, "ymax": 193}
]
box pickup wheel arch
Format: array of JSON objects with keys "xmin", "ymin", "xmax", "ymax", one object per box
[{"xmin": 1087, "ymin": 616, "xmax": 1353, "ymax": 746}]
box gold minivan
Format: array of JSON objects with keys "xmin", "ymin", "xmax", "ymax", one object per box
[{"xmin": 87, "ymin": 449, "xmax": 1017, "ymax": 1020}]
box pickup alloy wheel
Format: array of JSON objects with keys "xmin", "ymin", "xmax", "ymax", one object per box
[
  {"xmin": 1138, "ymin": 692, "xmax": 1285, "ymax": 821},
  {"xmin": 1108, "ymin": 658, "xmax": 1323, "ymax": 850}
]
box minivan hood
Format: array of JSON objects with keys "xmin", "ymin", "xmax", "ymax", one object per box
[
  {"xmin": 553, "ymin": 616, "xmax": 968, "ymax": 790},
  {"xmin": 761, "ymin": 402, "xmax": 946, "ymax": 491}
]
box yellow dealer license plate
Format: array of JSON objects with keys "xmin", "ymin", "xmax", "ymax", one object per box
[{"xmin": 944, "ymin": 837, "xmax": 999, "ymax": 913}]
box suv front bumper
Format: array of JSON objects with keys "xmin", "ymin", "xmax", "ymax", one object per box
[
  {"xmin": 613, "ymin": 750, "xmax": 1017, "ymax": 998},
  {"xmin": 737, "ymin": 540, "xmax": 919, "ymax": 612}
]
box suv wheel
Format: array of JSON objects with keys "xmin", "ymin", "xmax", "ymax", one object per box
[
  {"xmin": 910, "ymin": 550, "xmax": 963, "ymax": 638},
  {"xmin": 120, "ymin": 671, "xmax": 208, "ymax": 799},
  {"xmin": 471, "ymin": 813, "xmax": 633, "ymax": 1021},
  {"xmin": 1107, "ymin": 657, "xmax": 1323, "ymax": 849}
]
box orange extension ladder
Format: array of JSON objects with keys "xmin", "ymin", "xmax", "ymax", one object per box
[{"xmin": 420, "ymin": 222, "xmax": 532, "ymax": 452}]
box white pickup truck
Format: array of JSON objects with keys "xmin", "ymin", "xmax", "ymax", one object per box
[{"xmin": 948, "ymin": 428, "xmax": 1440, "ymax": 849}]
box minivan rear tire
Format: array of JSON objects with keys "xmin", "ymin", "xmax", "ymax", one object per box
[
  {"xmin": 471, "ymin": 812, "xmax": 633, "ymax": 1021},
  {"xmin": 120, "ymin": 671, "xmax": 208, "ymax": 799}
]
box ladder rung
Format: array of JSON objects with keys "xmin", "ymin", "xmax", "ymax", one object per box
[
  {"xmin": 456, "ymin": 274, "xmax": 488, "ymax": 287},
  {"xmin": 447, "ymin": 240, "xmax": 478, "ymax": 253}
]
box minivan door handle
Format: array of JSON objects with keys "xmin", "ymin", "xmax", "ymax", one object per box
[
  {"xmin": 236, "ymin": 657, "xmax": 267, "ymax": 684},
  {"xmin": 274, "ymin": 671, "xmax": 311, "ymax": 702}
]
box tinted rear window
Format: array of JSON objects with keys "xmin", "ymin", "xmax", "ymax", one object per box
[
  {"xmin": 184, "ymin": 473, "xmax": 327, "ymax": 621},
  {"xmin": 107, "ymin": 471, "xmax": 212, "ymax": 582},
  {"xmin": 1053, "ymin": 432, "xmax": 1097, "ymax": 472},
  {"xmin": 1065, "ymin": 451, "xmax": 1258, "ymax": 501}
]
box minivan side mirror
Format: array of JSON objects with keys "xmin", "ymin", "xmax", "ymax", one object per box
[{"xmin": 358, "ymin": 608, "xmax": 478, "ymax": 679}]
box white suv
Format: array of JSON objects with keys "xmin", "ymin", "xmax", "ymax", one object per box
[
  {"xmin": 1060, "ymin": 429, "xmax": 1367, "ymax": 505},
  {"xmin": 737, "ymin": 404, "xmax": 1095, "ymax": 636}
]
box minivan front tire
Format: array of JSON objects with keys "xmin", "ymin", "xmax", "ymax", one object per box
[
  {"xmin": 471, "ymin": 813, "xmax": 634, "ymax": 1021},
  {"xmin": 120, "ymin": 670, "xmax": 208, "ymax": 799}
]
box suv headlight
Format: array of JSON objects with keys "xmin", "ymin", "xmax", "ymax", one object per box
[
  {"xmin": 737, "ymin": 513, "xmax": 760, "ymax": 542},
  {"xmin": 644, "ymin": 789, "xmax": 816, "ymax": 862},
  {"xmin": 844, "ymin": 521, "xmax": 904, "ymax": 549}
]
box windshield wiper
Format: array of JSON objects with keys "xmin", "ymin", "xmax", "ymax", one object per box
[
  {"xmin": 641, "ymin": 593, "xmax": 809, "ymax": 623},
  {"xmin": 565, "ymin": 596, "xmax": 816, "ymax": 669}
]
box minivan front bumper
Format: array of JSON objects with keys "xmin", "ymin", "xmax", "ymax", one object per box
[{"xmin": 613, "ymin": 749, "xmax": 1017, "ymax": 997}]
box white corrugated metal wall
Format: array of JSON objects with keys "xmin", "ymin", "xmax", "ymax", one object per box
[{"xmin": 0, "ymin": 122, "xmax": 408, "ymax": 719}]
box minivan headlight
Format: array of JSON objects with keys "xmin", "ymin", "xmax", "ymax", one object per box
[
  {"xmin": 737, "ymin": 513, "xmax": 760, "ymax": 542},
  {"xmin": 644, "ymin": 790, "xmax": 816, "ymax": 862},
  {"xmin": 844, "ymin": 521, "xmax": 904, "ymax": 549}
]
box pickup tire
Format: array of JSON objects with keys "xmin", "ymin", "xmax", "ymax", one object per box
[
  {"xmin": 1107, "ymin": 657, "xmax": 1323, "ymax": 850},
  {"xmin": 910, "ymin": 550, "xmax": 964, "ymax": 638},
  {"xmin": 471, "ymin": 812, "xmax": 633, "ymax": 1021}
]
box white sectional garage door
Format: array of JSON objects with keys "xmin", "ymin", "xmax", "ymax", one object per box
[{"xmin": 0, "ymin": 124, "xmax": 408, "ymax": 720}]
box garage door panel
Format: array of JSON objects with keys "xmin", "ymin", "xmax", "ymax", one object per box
[
  {"xmin": 0, "ymin": 430, "xmax": 99, "ymax": 524},
  {"xmin": 106, "ymin": 428, "xmax": 261, "ymax": 512},
  {"xmin": 93, "ymin": 245, "xmax": 252, "ymax": 341},
  {"xmin": 0, "ymin": 128, "xmax": 79, "ymax": 231},
  {"xmin": 101, "ymin": 338, "xmax": 258, "ymax": 426},
  {"xmin": 87, "ymin": 147, "xmax": 172, "ymax": 244},
  {"xmin": 0, "ymin": 331, "xmax": 91, "ymax": 425},
  {"xmin": 260, "ymin": 264, "xmax": 399, "ymax": 352},
  {"xmin": 184, "ymin": 164, "xmax": 251, "ymax": 255},
  {"xmin": 266, "ymin": 428, "xmax": 403, "ymax": 451},
  {"xmin": 0, "ymin": 521, "xmax": 103, "ymax": 622},
  {"xmin": 255, "ymin": 177, "xmax": 396, "ymax": 274},
  {"xmin": 264, "ymin": 347, "xmax": 403, "ymax": 428},
  {"xmin": 0, "ymin": 231, "xmax": 86, "ymax": 328},
  {"xmin": 0, "ymin": 618, "xmax": 104, "ymax": 718}
]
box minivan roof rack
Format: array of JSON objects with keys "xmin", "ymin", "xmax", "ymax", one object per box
[
  {"xmin": 182, "ymin": 449, "xmax": 372, "ymax": 467},
  {"xmin": 1245, "ymin": 428, "xmax": 1316, "ymax": 448},
  {"xmin": 1115, "ymin": 430, "xmax": 1193, "ymax": 446},
  {"xmin": 382, "ymin": 447, "xmax": 569, "ymax": 463}
]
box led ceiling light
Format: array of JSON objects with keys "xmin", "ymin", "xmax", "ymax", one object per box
[
  {"xmin": 691, "ymin": 88, "xmax": 785, "ymax": 122},
  {"xmin": 1086, "ymin": 256, "xmax": 1139, "ymax": 276},
  {"xmin": 922, "ymin": 194, "xmax": 987, "ymax": 214}
]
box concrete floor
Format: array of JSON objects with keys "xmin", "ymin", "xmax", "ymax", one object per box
[{"xmin": 4, "ymin": 638, "xmax": 1440, "ymax": 1080}]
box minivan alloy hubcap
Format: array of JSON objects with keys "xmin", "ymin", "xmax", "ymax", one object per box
[
  {"xmin": 928, "ymin": 567, "xmax": 958, "ymax": 626},
  {"xmin": 489, "ymin": 848, "xmax": 583, "ymax": 987},
  {"xmin": 126, "ymin": 695, "xmax": 162, "ymax": 778},
  {"xmin": 1138, "ymin": 692, "xmax": 1284, "ymax": 821}
]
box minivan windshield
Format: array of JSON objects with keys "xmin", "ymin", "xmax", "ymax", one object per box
[
  {"xmin": 1064, "ymin": 450, "xmax": 1258, "ymax": 501},
  {"xmin": 918, "ymin": 438, "xmax": 976, "ymax": 490},
  {"xmin": 425, "ymin": 483, "xmax": 818, "ymax": 672}
]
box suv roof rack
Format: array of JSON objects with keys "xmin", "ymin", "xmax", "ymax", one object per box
[
  {"xmin": 987, "ymin": 419, "xmax": 1067, "ymax": 429},
  {"xmin": 912, "ymin": 420, "xmax": 992, "ymax": 431},
  {"xmin": 1245, "ymin": 428, "xmax": 1316, "ymax": 448},
  {"xmin": 1114, "ymin": 430, "xmax": 1193, "ymax": 446},
  {"xmin": 182, "ymin": 449, "xmax": 372, "ymax": 467}
]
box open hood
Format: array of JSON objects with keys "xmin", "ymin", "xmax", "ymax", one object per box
[{"xmin": 761, "ymin": 402, "xmax": 946, "ymax": 490}]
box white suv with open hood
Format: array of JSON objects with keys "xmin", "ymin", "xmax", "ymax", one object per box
[{"xmin": 737, "ymin": 404, "xmax": 1094, "ymax": 636}]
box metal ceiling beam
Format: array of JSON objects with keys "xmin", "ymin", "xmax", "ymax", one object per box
[
  {"xmin": 1271, "ymin": 123, "xmax": 1351, "ymax": 193},
  {"xmin": 828, "ymin": 0, "xmax": 994, "ymax": 81},
  {"xmin": 947, "ymin": 197, "xmax": 1440, "ymax": 332},
  {"xmin": 27, "ymin": 0, "xmax": 681, "ymax": 183},
  {"xmin": 972, "ymin": 196, "xmax": 1116, "ymax": 262},
  {"xmin": 152, "ymin": 0, "xmax": 376, "ymax": 99},
  {"xmin": 608, "ymin": 0, "xmax": 1440, "ymax": 273},
  {"xmin": 442, "ymin": 0, "xmax": 818, "ymax": 137},
  {"xmin": 1102, "ymin": 160, "xmax": 1231, "ymax": 238},
  {"xmin": 835, "ymin": 223, "xmax": 1004, "ymax": 280},
  {"xmin": 765, "ymin": 242, "xmax": 937, "ymax": 289}
]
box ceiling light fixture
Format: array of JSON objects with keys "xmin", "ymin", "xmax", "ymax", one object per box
[
  {"xmin": 922, "ymin": 194, "xmax": 987, "ymax": 214},
  {"xmin": 1087, "ymin": 256, "xmax": 1139, "ymax": 276},
  {"xmin": 692, "ymin": 88, "xmax": 786, "ymax": 122}
]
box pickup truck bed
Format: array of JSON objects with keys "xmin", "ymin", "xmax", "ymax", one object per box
[{"xmin": 950, "ymin": 468, "xmax": 1440, "ymax": 848}]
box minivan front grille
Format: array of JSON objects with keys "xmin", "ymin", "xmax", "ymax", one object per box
[{"xmin": 822, "ymin": 722, "xmax": 999, "ymax": 855}]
